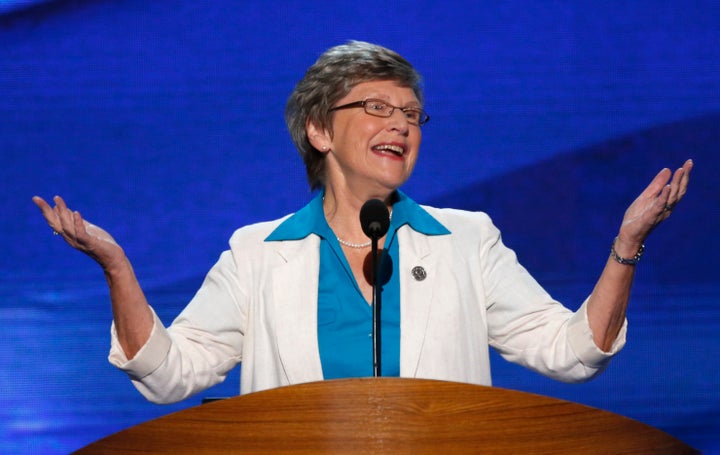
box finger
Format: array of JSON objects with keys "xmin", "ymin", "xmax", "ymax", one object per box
[
  {"xmin": 682, "ymin": 158, "xmax": 694, "ymax": 172},
  {"xmin": 72, "ymin": 210, "xmax": 92, "ymax": 246},
  {"xmin": 639, "ymin": 167, "xmax": 672, "ymax": 199},
  {"xmin": 676, "ymin": 159, "xmax": 693, "ymax": 200},
  {"xmin": 32, "ymin": 195, "xmax": 50, "ymax": 211},
  {"xmin": 32, "ymin": 195, "xmax": 65, "ymax": 232},
  {"xmin": 53, "ymin": 195, "xmax": 69, "ymax": 212},
  {"xmin": 32, "ymin": 196, "xmax": 56, "ymax": 221},
  {"xmin": 665, "ymin": 159, "xmax": 693, "ymax": 208},
  {"xmin": 666, "ymin": 167, "xmax": 685, "ymax": 203},
  {"xmin": 54, "ymin": 200, "xmax": 72, "ymax": 229},
  {"xmin": 655, "ymin": 184, "xmax": 672, "ymax": 215},
  {"xmin": 54, "ymin": 196, "xmax": 79, "ymax": 239}
]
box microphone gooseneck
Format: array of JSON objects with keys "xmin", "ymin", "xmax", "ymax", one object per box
[{"xmin": 359, "ymin": 199, "xmax": 390, "ymax": 378}]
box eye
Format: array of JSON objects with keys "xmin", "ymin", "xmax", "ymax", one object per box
[
  {"xmin": 366, "ymin": 100, "xmax": 388, "ymax": 111},
  {"xmin": 403, "ymin": 109, "xmax": 422, "ymax": 122}
]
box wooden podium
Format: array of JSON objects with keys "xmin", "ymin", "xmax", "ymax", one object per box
[{"xmin": 74, "ymin": 378, "xmax": 696, "ymax": 454}]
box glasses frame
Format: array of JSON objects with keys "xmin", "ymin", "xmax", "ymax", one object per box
[{"xmin": 328, "ymin": 98, "xmax": 430, "ymax": 126}]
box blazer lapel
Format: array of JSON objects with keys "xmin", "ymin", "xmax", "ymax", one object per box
[
  {"xmin": 271, "ymin": 235, "xmax": 324, "ymax": 384},
  {"xmin": 269, "ymin": 228, "xmax": 440, "ymax": 382},
  {"xmin": 398, "ymin": 227, "xmax": 438, "ymax": 377}
]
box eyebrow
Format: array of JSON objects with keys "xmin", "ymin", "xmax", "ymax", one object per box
[{"xmin": 364, "ymin": 96, "xmax": 421, "ymax": 108}]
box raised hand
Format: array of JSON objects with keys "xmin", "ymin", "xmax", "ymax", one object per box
[
  {"xmin": 587, "ymin": 159, "xmax": 693, "ymax": 351},
  {"xmin": 32, "ymin": 195, "xmax": 125, "ymax": 271},
  {"xmin": 617, "ymin": 159, "xmax": 693, "ymax": 247},
  {"xmin": 33, "ymin": 195, "xmax": 154, "ymax": 356}
]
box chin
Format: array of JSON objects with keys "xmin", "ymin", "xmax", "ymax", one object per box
[{"xmin": 378, "ymin": 176, "xmax": 411, "ymax": 192}]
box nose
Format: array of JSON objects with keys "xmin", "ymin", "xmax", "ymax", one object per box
[{"xmin": 386, "ymin": 109, "xmax": 410, "ymax": 134}]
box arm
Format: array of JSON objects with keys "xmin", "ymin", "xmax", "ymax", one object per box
[
  {"xmin": 586, "ymin": 159, "xmax": 693, "ymax": 351},
  {"xmin": 32, "ymin": 195, "xmax": 153, "ymax": 359}
]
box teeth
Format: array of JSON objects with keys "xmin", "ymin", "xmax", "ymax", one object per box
[{"xmin": 373, "ymin": 144, "xmax": 405, "ymax": 155}]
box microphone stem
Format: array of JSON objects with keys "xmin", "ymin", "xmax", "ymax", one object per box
[{"xmin": 371, "ymin": 236, "xmax": 381, "ymax": 377}]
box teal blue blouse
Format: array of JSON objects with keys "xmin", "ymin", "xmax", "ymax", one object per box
[{"xmin": 265, "ymin": 191, "xmax": 449, "ymax": 378}]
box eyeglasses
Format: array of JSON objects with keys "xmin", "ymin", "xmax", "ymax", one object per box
[{"xmin": 328, "ymin": 98, "xmax": 430, "ymax": 126}]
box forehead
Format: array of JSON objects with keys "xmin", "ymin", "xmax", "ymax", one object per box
[{"xmin": 342, "ymin": 80, "xmax": 420, "ymax": 105}]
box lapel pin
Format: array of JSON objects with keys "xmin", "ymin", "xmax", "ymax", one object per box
[{"xmin": 411, "ymin": 266, "xmax": 427, "ymax": 281}]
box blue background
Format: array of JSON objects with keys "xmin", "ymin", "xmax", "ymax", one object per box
[{"xmin": 1, "ymin": 0, "xmax": 718, "ymax": 453}]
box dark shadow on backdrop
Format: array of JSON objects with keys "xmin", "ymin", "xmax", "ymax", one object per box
[{"xmin": 429, "ymin": 113, "xmax": 717, "ymax": 285}]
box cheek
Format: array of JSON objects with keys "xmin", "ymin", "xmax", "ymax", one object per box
[
  {"xmin": 407, "ymin": 154, "xmax": 419, "ymax": 172},
  {"xmin": 410, "ymin": 132, "xmax": 422, "ymax": 157},
  {"xmin": 337, "ymin": 120, "xmax": 379, "ymax": 148},
  {"xmin": 353, "ymin": 124, "xmax": 386, "ymax": 152}
]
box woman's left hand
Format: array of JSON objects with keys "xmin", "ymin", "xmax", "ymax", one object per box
[{"xmin": 617, "ymin": 159, "xmax": 693, "ymax": 247}]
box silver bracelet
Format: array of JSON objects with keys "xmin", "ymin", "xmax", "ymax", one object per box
[{"xmin": 610, "ymin": 236, "xmax": 645, "ymax": 265}]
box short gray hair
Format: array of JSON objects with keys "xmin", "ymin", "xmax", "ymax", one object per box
[{"xmin": 285, "ymin": 41, "xmax": 424, "ymax": 190}]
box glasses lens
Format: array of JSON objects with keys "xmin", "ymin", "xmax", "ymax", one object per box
[
  {"xmin": 361, "ymin": 99, "xmax": 428, "ymax": 126},
  {"xmin": 364, "ymin": 100, "xmax": 391, "ymax": 117},
  {"xmin": 403, "ymin": 109, "xmax": 423, "ymax": 124}
]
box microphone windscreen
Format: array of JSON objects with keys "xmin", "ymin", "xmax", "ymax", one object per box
[{"xmin": 360, "ymin": 199, "xmax": 390, "ymax": 239}]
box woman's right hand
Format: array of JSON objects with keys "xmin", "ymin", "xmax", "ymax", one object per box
[
  {"xmin": 34, "ymin": 195, "xmax": 154, "ymax": 358},
  {"xmin": 32, "ymin": 195, "xmax": 125, "ymax": 272}
]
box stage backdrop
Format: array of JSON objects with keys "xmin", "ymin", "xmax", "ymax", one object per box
[{"xmin": 1, "ymin": 1, "xmax": 718, "ymax": 453}]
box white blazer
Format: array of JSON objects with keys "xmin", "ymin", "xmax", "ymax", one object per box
[{"xmin": 110, "ymin": 207, "xmax": 625, "ymax": 404}]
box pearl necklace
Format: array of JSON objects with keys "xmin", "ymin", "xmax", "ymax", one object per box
[
  {"xmin": 336, "ymin": 237, "xmax": 372, "ymax": 249},
  {"xmin": 335, "ymin": 209, "xmax": 393, "ymax": 249}
]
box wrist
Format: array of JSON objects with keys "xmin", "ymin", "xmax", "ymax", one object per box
[
  {"xmin": 610, "ymin": 236, "xmax": 644, "ymax": 265},
  {"xmin": 102, "ymin": 253, "xmax": 133, "ymax": 280}
]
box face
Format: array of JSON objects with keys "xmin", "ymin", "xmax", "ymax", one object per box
[{"xmin": 310, "ymin": 80, "xmax": 423, "ymax": 197}]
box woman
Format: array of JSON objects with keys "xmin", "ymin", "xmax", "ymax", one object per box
[{"xmin": 33, "ymin": 41, "xmax": 692, "ymax": 404}]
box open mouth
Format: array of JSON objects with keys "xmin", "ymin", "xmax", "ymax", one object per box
[{"xmin": 372, "ymin": 143, "xmax": 405, "ymax": 157}]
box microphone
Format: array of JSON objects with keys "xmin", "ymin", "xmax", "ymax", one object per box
[
  {"xmin": 360, "ymin": 199, "xmax": 390, "ymax": 378},
  {"xmin": 360, "ymin": 199, "xmax": 390, "ymax": 239}
]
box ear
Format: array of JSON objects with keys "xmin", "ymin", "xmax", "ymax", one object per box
[{"xmin": 306, "ymin": 120, "xmax": 332, "ymax": 153}]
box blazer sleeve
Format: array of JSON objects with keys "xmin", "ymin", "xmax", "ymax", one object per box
[
  {"xmin": 475, "ymin": 212, "xmax": 626, "ymax": 382},
  {"xmin": 108, "ymin": 247, "xmax": 246, "ymax": 404}
]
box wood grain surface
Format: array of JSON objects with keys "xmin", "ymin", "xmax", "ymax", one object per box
[{"xmin": 74, "ymin": 377, "xmax": 697, "ymax": 454}]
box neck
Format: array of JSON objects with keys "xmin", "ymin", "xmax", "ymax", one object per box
[{"xmin": 322, "ymin": 186, "xmax": 394, "ymax": 247}]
